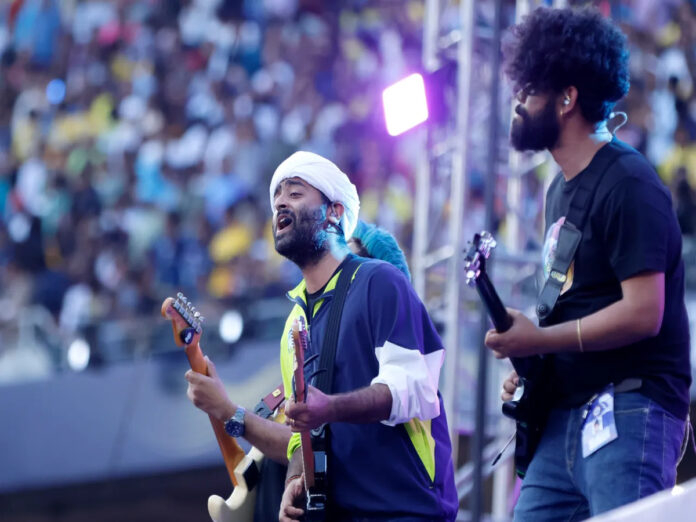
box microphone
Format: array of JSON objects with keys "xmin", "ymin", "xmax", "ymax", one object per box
[{"xmin": 609, "ymin": 111, "xmax": 628, "ymax": 134}]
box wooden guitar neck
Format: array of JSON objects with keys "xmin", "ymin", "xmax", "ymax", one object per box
[
  {"xmin": 161, "ymin": 296, "xmax": 245, "ymax": 487},
  {"xmin": 291, "ymin": 319, "xmax": 316, "ymax": 488}
]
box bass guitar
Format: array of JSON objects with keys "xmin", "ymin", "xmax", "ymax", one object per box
[
  {"xmin": 161, "ymin": 293, "xmax": 263, "ymax": 522},
  {"xmin": 291, "ymin": 317, "xmax": 328, "ymax": 521},
  {"xmin": 464, "ymin": 231, "xmax": 550, "ymax": 478}
]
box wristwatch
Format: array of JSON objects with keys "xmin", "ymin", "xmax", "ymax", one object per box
[{"xmin": 224, "ymin": 406, "xmax": 246, "ymax": 438}]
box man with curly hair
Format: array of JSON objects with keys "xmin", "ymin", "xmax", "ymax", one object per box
[{"xmin": 484, "ymin": 7, "xmax": 691, "ymax": 520}]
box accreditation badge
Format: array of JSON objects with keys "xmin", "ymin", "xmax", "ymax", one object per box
[{"xmin": 581, "ymin": 384, "xmax": 618, "ymax": 458}]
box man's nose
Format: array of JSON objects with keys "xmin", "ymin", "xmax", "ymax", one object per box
[{"xmin": 274, "ymin": 193, "xmax": 288, "ymax": 212}]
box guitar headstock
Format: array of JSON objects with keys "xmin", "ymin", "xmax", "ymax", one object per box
[
  {"xmin": 291, "ymin": 317, "xmax": 308, "ymax": 400},
  {"xmin": 291, "ymin": 317, "xmax": 308, "ymax": 362},
  {"xmin": 464, "ymin": 231, "xmax": 497, "ymax": 287},
  {"xmin": 161, "ymin": 292, "xmax": 205, "ymax": 347}
]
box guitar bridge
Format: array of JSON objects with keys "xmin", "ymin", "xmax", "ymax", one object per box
[{"xmin": 305, "ymin": 491, "xmax": 327, "ymax": 520}]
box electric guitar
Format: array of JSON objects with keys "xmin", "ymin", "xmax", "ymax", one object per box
[
  {"xmin": 464, "ymin": 232, "xmax": 551, "ymax": 478},
  {"xmin": 291, "ymin": 317, "xmax": 328, "ymax": 521},
  {"xmin": 161, "ymin": 293, "xmax": 263, "ymax": 522}
]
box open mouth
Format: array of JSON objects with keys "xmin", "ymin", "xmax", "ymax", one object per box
[{"xmin": 276, "ymin": 215, "xmax": 293, "ymax": 233}]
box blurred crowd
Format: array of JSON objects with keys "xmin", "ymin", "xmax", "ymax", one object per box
[
  {"xmin": 0, "ymin": 0, "xmax": 422, "ymax": 359},
  {"xmin": 1, "ymin": 0, "xmax": 696, "ymax": 377},
  {"xmin": 610, "ymin": 0, "xmax": 696, "ymax": 237},
  {"xmin": 502, "ymin": 0, "xmax": 696, "ymax": 271}
]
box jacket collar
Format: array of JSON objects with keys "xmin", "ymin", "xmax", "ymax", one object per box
[{"xmin": 287, "ymin": 269, "xmax": 341, "ymax": 305}]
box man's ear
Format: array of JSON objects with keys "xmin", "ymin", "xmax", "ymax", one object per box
[
  {"xmin": 328, "ymin": 202, "xmax": 345, "ymax": 224},
  {"xmin": 560, "ymin": 86, "xmax": 579, "ymax": 114}
]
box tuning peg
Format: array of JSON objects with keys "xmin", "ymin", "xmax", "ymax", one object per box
[
  {"xmin": 198, "ymin": 316, "xmax": 206, "ymax": 323},
  {"xmin": 193, "ymin": 311, "xmax": 201, "ymax": 319}
]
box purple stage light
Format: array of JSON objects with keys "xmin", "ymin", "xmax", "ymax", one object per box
[{"xmin": 382, "ymin": 73, "xmax": 429, "ymax": 136}]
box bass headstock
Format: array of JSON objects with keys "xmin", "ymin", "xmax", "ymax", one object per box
[
  {"xmin": 161, "ymin": 292, "xmax": 205, "ymax": 347},
  {"xmin": 464, "ymin": 231, "xmax": 497, "ymax": 287}
]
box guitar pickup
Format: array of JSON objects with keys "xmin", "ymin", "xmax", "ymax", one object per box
[{"xmin": 313, "ymin": 450, "xmax": 327, "ymax": 477}]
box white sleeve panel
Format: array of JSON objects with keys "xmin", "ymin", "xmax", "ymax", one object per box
[{"xmin": 370, "ymin": 341, "xmax": 444, "ymax": 426}]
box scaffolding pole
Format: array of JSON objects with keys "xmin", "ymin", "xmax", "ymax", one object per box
[
  {"xmin": 471, "ymin": 0, "xmax": 504, "ymax": 519},
  {"xmin": 416, "ymin": 0, "xmax": 475, "ymax": 467},
  {"xmin": 443, "ymin": 0, "xmax": 475, "ymax": 468}
]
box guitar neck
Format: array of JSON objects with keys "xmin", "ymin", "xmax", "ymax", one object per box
[
  {"xmin": 470, "ymin": 259, "xmax": 544, "ymax": 376},
  {"xmin": 300, "ymin": 431, "xmax": 316, "ymax": 488},
  {"xmin": 475, "ymin": 271, "xmax": 512, "ymax": 333},
  {"xmin": 185, "ymin": 341, "xmax": 245, "ymax": 486},
  {"xmin": 295, "ymin": 375, "xmax": 316, "ymax": 488},
  {"xmin": 292, "ymin": 331, "xmax": 316, "ymax": 488}
]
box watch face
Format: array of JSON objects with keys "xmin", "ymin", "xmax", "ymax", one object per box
[
  {"xmin": 224, "ymin": 407, "xmax": 245, "ymax": 438},
  {"xmin": 225, "ymin": 417, "xmax": 243, "ymax": 438}
]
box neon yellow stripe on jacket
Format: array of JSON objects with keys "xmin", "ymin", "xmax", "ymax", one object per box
[{"xmin": 404, "ymin": 418, "xmax": 436, "ymax": 481}]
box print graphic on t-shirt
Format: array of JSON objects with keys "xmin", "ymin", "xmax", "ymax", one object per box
[{"xmin": 542, "ymin": 216, "xmax": 574, "ymax": 295}]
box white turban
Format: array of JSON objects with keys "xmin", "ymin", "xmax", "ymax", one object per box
[{"xmin": 269, "ymin": 151, "xmax": 360, "ymax": 239}]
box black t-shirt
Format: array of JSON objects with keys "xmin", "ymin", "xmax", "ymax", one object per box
[{"xmin": 541, "ymin": 138, "xmax": 691, "ymax": 418}]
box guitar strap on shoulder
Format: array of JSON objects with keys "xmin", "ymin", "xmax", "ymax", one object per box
[
  {"xmin": 314, "ymin": 254, "xmax": 363, "ymax": 395},
  {"xmin": 536, "ymin": 145, "xmax": 630, "ymax": 321}
]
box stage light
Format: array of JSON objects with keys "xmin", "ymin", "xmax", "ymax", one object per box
[
  {"xmin": 219, "ymin": 310, "xmax": 244, "ymax": 344},
  {"xmin": 67, "ymin": 338, "xmax": 90, "ymax": 371},
  {"xmin": 382, "ymin": 73, "xmax": 429, "ymax": 136}
]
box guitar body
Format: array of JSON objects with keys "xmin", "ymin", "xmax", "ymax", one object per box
[
  {"xmin": 208, "ymin": 446, "xmax": 264, "ymax": 522},
  {"xmin": 464, "ymin": 232, "xmax": 552, "ymax": 478},
  {"xmin": 291, "ymin": 319, "xmax": 328, "ymax": 521},
  {"xmin": 161, "ymin": 294, "xmax": 259, "ymax": 522}
]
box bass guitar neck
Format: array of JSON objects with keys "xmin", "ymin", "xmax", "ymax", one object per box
[
  {"xmin": 473, "ymin": 269, "xmax": 512, "ymax": 334},
  {"xmin": 464, "ymin": 231, "xmax": 549, "ymax": 478}
]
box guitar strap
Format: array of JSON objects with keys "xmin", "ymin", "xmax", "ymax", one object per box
[
  {"xmin": 253, "ymin": 384, "xmax": 285, "ymax": 420},
  {"xmin": 315, "ymin": 254, "xmax": 363, "ymax": 395},
  {"xmin": 307, "ymin": 255, "xmax": 362, "ymax": 516},
  {"xmin": 536, "ymin": 145, "xmax": 630, "ymax": 321},
  {"xmin": 248, "ymin": 255, "xmax": 363, "ymax": 432}
]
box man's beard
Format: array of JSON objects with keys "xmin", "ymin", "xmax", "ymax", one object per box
[
  {"xmin": 510, "ymin": 97, "xmax": 560, "ymax": 152},
  {"xmin": 274, "ymin": 206, "xmax": 329, "ymax": 269}
]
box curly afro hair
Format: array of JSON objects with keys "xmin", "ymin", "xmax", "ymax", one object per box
[{"xmin": 503, "ymin": 7, "xmax": 630, "ymax": 123}]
